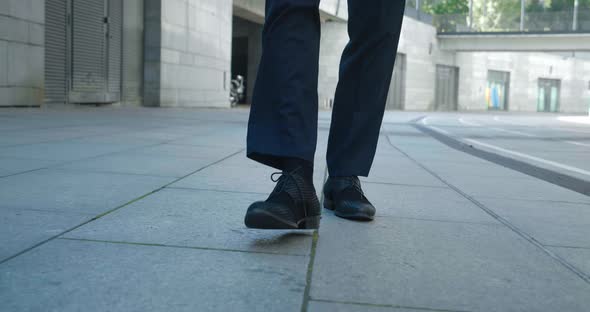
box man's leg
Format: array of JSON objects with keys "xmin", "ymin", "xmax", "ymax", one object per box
[
  {"xmin": 326, "ymin": 1, "xmax": 405, "ymax": 177},
  {"xmin": 323, "ymin": 1, "xmax": 405, "ymax": 221},
  {"xmin": 246, "ymin": 0, "xmax": 321, "ymax": 171},
  {"xmin": 244, "ymin": 0, "xmax": 322, "ymax": 230}
]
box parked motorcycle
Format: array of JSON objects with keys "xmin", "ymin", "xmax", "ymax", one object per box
[{"xmin": 230, "ymin": 75, "xmax": 245, "ymax": 107}]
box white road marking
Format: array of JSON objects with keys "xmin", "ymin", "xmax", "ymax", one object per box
[
  {"xmin": 429, "ymin": 126, "xmax": 452, "ymax": 136},
  {"xmin": 492, "ymin": 115, "xmax": 520, "ymax": 125},
  {"xmin": 565, "ymin": 141, "xmax": 590, "ymax": 148},
  {"xmin": 458, "ymin": 117, "xmax": 537, "ymax": 137},
  {"xmin": 552, "ymin": 127, "xmax": 590, "ymax": 134},
  {"xmin": 458, "ymin": 118, "xmax": 482, "ymax": 127},
  {"xmin": 421, "ymin": 117, "xmax": 430, "ymax": 125},
  {"xmin": 558, "ymin": 116, "xmax": 590, "ymax": 125},
  {"xmin": 464, "ymin": 138, "xmax": 590, "ymax": 177},
  {"xmin": 488, "ymin": 127, "xmax": 538, "ymax": 137}
]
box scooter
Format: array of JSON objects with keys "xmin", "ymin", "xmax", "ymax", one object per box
[{"xmin": 230, "ymin": 75, "xmax": 245, "ymax": 107}]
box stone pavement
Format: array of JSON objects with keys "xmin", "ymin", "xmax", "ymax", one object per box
[{"xmin": 1, "ymin": 107, "xmax": 589, "ymax": 311}]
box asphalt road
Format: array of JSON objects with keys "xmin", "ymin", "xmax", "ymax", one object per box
[{"xmin": 413, "ymin": 112, "xmax": 590, "ymax": 187}]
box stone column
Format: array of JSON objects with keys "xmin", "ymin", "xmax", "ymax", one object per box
[
  {"xmin": 143, "ymin": 0, "xmax": 233, "ymax": 107},
  {"xmin": 0, "ymin": 0, "xmax": 45, "ymax": 106}
]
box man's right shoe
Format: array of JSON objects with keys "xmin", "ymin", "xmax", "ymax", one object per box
[
  {"xmin": 323, "ymin": 176, "xmax": 376, "ymax": 221},
  {"xmin": 244, "ymin": 168, "xmax": 321, "ymax": 230}
]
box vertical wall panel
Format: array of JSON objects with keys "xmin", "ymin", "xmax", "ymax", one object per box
[
  {"xmin": 45, "ymin": 0, "xmax": 67, "ymax": 104},
  {"xmin": 108, "ymin": 0, "xmax": 122, "ymax": 94}
]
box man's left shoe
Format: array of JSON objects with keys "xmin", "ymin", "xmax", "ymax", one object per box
[
  {"xmin": 323, "ymin": 176, "xmax": 375, "ymax": 221},
  {"xmin": 244, "ymin": 168, "xmax": 321, "ymax": 230}
]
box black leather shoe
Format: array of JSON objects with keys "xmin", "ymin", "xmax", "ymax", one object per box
[
  {"xmin": 323, "ymin": 176, "xmax": 375, "ymax": 221},
  {"xmin": 245, "ymin": 168, "xmax": 321, "ymax": 229}
]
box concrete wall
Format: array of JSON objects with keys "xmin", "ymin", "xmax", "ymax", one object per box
[
  {"xmin": 121, "ymin": 0, "xmax": 145, "ymax": 106},
  {"xmin": 458, "ymin": 52, "xmax": 590, "ymax": 113},
  {"xmin": 318, "ymin": 16, "xmax": 456, "ymax": 111},
  {"xmin": 0, "ymin": 0, "xmax": 44, "ymax": 106},
  {"xmin": 318, "ymin": 21, "xmax": 348, "ymax": 109},
  {"xmin": 318, "ymin": 14, "xmax": 590, "ymax": 113},
  {"xmin": 233, "ymin": 0, "xmax": 264, "ymax": 23},
  {"xmin": 397, "ymin": 16, "xmax": 456, "ymax": 111},
  {"xmin": 144, "ymin": 0, "xmax": 233, "ymax": 107}
]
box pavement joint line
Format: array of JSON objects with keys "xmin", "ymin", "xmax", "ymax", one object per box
[
  {"xmin": 57, "ymin": 237, "xmax": 309, "ymax": 257},
  {"xmin": 0, "ymin": 139, "xmax": 178, "ymax": 180},
  {"xmin": 164, "ymin": 186, "xmax": 269, "ymax": 195},
  {"xmin": 413, "ymin": 123, "xmax": 590, "ymax": 197},
  {"xmin": 386, "ymin": 134, "xmax": 590, "ymax": 285},
  {"xmin": 0, "ymin": 149, "xmax": 245, "ymax": 265},
  {"xmin": 376, "ymin": 215, "xmax": 501, "ymax": 226},
  {"xmin": 300, "ymin": 165, "xmax": 328, "ymax": 312},
  {"xmin": 2, "ymin": 206, "xmax": 95, "ymax": 216},
  {"xmin": 0, "ymin": 120, "xmax": 126, "ymax": 134},
  {"xmin": 0, "ymin": 123, "xmax": 175, "ymax": 148},
  {"xmin": 543, "ymin": 244, "xmax": 590, "ymax": 250},
  {"xmin": 362, "ymin": 180, "xmax": 449, "ymax": 189},
  {"xmin": 0, "ymin": 167, "xmax": 47, "ymax": 179},
  {"xmin": 474, "ymin": 195, "xmax": 590, "ymax": 206},
  {"xmin": 309, "ymin": 298, "xmax": 471, "ymax": 312},
  {"xmin": 48, "ymin": 167, "xmax": 184, "ymax": 179}
]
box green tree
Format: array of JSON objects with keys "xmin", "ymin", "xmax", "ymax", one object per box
[{"xmin": 422, "ymin": 0, "xmax": 469, "ymax": 14}]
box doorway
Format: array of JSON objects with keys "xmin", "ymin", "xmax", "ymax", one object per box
[
  {"xmin": 537, "ymin": 78, "xmax": 561, "ymax": 113},
  {"xmin": 487, "ymin": 70, "xmax": 510, "ymax": 111},
  {"xmin": 231, "ymin": 36, "xmax": 249, "ymax": 105},
  {"xmin": 435, "ymin": 65, "xmax": 459, "ymax": 111},
  {"xmin": 68, "ymin": 0, "xmax": 122, "ymax": 103},
  {"xmin": 45, "ymin": 0, "xmax": 123, "ymax": 104},
  {"xmin": 231, "ymin": 16, "xmax": 263, "ymax": 106}
]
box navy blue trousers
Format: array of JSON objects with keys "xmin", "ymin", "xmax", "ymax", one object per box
[{"xmin": 247, "ymin": 0, "xmax": 405, "ymax": 177}]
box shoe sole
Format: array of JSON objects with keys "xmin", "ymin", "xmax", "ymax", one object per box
[
  {"xmin": 323, "ymin": 198, "xmax": 374, "ymax": 221},
  {"xmin": 245, "ymin": 209, "xmax": 320, "ymax": 230}
]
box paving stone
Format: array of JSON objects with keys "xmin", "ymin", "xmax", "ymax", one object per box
[
  {"xmin": 56, "ymin": 153, "xmax": 215, "ymax": 177},
  {"xmin": 130, "ymin": 143, "xmax": 242, "ymax": 159},
  {"xmin": 0, "ymin": 209, "xmax": 91, "ymax": 261},
  {"xmin": 311, "ymin": 215, "xmax": 590, "ymax": 312},
  {"xmin": 418, "ymin": 159, "xmax": 537, "ymax": 179},
  {"xmin": 363, "ymin": 158, "xmax": 445, "ymax": 187},
  {"xmin": 65, "ymin": 188, "xmax": 313, "ymax": 255},
  {"xmin": 0, "ymin": 141, "xmax": 151, "ymax": 161},
  {"xmin": 170, "ymin": 128, "xmax": 246, "ymax": 148},
  {"xmin": 548, "ymin": 247, "xmax": 590, "ymax": 276},
  {"xmin": 476, "ymin": 198, "xmax": 590, "ymax": 248},
  {"xmin": 171, "ymin": 162, "xmax": 276, "ymax": 193},
  {"xmin": 0, "ymin": 239, "xmax": 308, "ymax": 312},
  {"xmin": 440, "ymin": 175, "xmax": 590, "ymax": 204},
  {"xmin": 0, "ymin": 169, "xmax": 173, "ymax": 215},
  {"xmin": 308, "ymin": 301, "xmax": 427, "ymax": 312},
  {"xmin": 362, "ymin": 182, "xmax": 496, "ymax": 224}
]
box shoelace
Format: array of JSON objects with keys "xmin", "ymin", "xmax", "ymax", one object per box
[
  {"xmin": 270, "ymin": 168, "xmax": 307, "ymax": 217},
  {"xmin": 346, "ymin": 177, "xmax": 366, "ymax": 199}
]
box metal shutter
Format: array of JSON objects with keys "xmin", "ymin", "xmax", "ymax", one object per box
[
  {"xmin": 44, "ymin": 0, "xmax": 68, "ymax": 104},
  {"xmin": 71, "ymin": 0, "xmax": 106, "ymax": 97},
  {"xmin": 107, "ymin": 0, "xmax": 122, "ymax": 96}
]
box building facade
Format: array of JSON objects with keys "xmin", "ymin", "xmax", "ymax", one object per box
[{"xmin": 1, "ymin": 0, "xmax": 589, "ymax": 113}]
